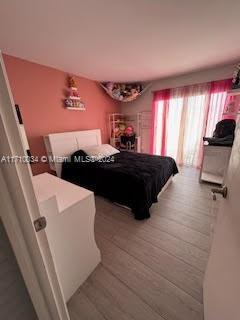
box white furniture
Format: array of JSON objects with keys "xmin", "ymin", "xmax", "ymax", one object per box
[
  {"xmin": 109, "ymin": 112, "xmax": 151, "ymax": 153},
  {"xmin": 137, "ymin": 111, "xmax": 151, "ymax": 153},
  {"xmin": 66, "ymin": 106, "xmax": 85, "ymax": 111},
  {"xmin": 44, "ymin": 129, "xmax": 102, "ymax": 177},
  {"xmin": 199, "ymin": 145, "xmax": 232, "ymax": 185},
  {"xmin": 33, "ymin": 173, "xmax": 101, "ymax": 302},
  {"xmin": 200, "ymin": 88, "xmax": 240, "ymax": 185}
]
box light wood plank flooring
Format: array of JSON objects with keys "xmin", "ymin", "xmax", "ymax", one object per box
[{"xmin": 68, "ymin": 167, "xmax": 218, "ymax": 320}]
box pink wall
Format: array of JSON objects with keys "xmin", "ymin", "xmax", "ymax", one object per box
[{"xmin": 3, "ymin": 54, "xmax": 119, "ymax": 175}]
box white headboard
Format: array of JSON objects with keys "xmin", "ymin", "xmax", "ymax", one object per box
[{"xmin": 44, "ymin": 129, "xmax": 102, "ymax": 177}]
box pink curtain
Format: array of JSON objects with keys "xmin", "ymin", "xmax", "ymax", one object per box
[
  {"xmin": 205, "ymin": 79, "xmax": 232, "ymax": 137},
  {"xmin": 150, "ymin": 89, "xmax": 170, "ymax": 155},
  {"xmin": 197, "ymin": 79, "xmax": 232, "ymax": 166},
  {"xmin": 151, "ymin": 79, "xmax": 232, "ymax": 167}
]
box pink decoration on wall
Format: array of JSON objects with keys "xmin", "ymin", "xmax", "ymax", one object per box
[{"xmin": 3, "ymin": 54, "xmax": 119, "ymax": 175}]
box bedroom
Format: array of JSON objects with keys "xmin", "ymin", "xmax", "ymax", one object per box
[{"xmin": 0, "ymin": 1, "xmax": 240, "ymax": 320}]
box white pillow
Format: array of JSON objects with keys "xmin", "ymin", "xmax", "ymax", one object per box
[{"xmin": 82, "ymin": 144, "xmax": 120, "ymax": 161}]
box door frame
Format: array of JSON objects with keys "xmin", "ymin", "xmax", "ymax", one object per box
[{"xmin": 0, "ymin": 52, "xmax": 69, "ymax": 320}]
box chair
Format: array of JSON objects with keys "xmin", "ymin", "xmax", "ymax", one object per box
[{"xmin": 199, "ymin": 119, "xmax": 236, "ymax": 185}]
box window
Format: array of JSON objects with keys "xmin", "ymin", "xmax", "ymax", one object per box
[{"xmin": 152, "ymin": 80, "xmax": 231, "ymax": 167}]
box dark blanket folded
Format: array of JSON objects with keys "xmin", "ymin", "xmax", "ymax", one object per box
[{"xmin": 62, "ymin": 151, "xmax": 178, "ymax": 220}]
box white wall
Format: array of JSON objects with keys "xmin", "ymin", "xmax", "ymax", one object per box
[{"xmin": 121, "ymin": 63, "xmax": 234, "ymax": 115}]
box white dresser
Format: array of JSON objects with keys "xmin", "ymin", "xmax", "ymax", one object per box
[
  {"xmin": 32, "ymin": 173, "xmax": 101, "ymax": 302},
  {"xmin": 199, "ymin": 145, "xmax": 232, "ymax": 185}
]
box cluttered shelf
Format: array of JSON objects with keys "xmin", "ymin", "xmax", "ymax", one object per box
[{"xmin": 109, "ymin": 113, "xmax": 141, "ymax": 152}]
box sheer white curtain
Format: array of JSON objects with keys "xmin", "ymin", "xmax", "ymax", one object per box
[
  {"xmin": 163, "ymin": 84, "xmax": 210, "ymax": 167},
  {"xmin": 154, "ymin": 100, "xmax": 164, "ymax": 155},
  {"xmin": 182, "ymin": 84, "xmax": 210, "ymax": 166},
  {"xmin": 165, "ymin": 89, "xmax": 183, "ymax": 160},
  {"xmin": 151, "ymin": 79, "xmax": 231, "ymax": 167},
  {"xmin": 205, "ymin": 91, "xmax": 227, "ymax": 137},
  {"xmin": 153, "ymin": 82, "xmax": 230, "ymax": 167}
]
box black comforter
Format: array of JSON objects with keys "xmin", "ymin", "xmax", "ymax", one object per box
[{"xmin": 62, "ymin": 151, "xmax": 178, "ymax": 220}]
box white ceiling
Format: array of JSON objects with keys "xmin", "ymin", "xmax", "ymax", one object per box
[{"xmin": 0, "ymin": 0, "xmax": 240, "ymax": 82}]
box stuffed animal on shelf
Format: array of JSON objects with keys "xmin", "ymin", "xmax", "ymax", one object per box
[
  {"xmin": 113, "ymin": 127, "xmax": 121, "ymax": 137},
  {"xmin": 106, "ymin": 82, "xmax": 114, "ymax": 91},
  {"xmin": 69, "ymin": 87, "xmax": 80, "ymax": 98},
  {"xmin": 125, "ymin": 126, "xmax": 134, "ymax": 136},
  {"xmin": 69, "ymin": 76, "xmax": 77, "ymax": 88},
  {"xmin": 118, "ymin": 122, "xmax": 126, "ymax": 134},
  {"xmin": 112, "ymin": 122, "xmax": 126, "ymax": 138}
]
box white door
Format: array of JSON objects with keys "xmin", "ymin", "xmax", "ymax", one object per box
[
  {"xmin": 138, "ymin": 111, "xmax": 151, "ymax": 153},
  {"xmin": 204, "ymin": 121, "xmax": 240, "ymax": 320},
  {"xmin": 0, "ymin": 52, "xmax": 69, "ymax": 320}
]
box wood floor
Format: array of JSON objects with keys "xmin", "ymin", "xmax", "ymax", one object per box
[{"xmin": 68, "ymin": 167, "xmax": 218, "ymax": 320}]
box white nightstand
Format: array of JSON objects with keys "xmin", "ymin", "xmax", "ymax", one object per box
[{"xmin": 32, "ymin": 173, "xmax": 101, "ymax": 302}]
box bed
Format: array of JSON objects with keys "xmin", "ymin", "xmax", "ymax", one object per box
[{"xmin": 44, "ymin": 129, "xmax": 178, "ymax": 220}]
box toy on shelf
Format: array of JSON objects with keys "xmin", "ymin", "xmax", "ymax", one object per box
[
  {"xmin": 119, "ymin": 125, "xmax": 136, "ymax": 151},
  {"xmin": 65, "ymin": 76, "xmax": 85, "ymax": 110},
  {"xmin": 113, "ymin": 122, "xmax": 126, "ymax": 138},
  {"xmin": 125, "ymin": 126, "xmax": 134, "ymax": 136}
]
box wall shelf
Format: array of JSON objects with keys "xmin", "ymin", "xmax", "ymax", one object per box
[
  {"xmin": 68, "ymin": 96, "xmax": 81, "ymax": 100},
  {"xmin": 66, "ymin": 106, "xmax": 85, "ymax": 111}
]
